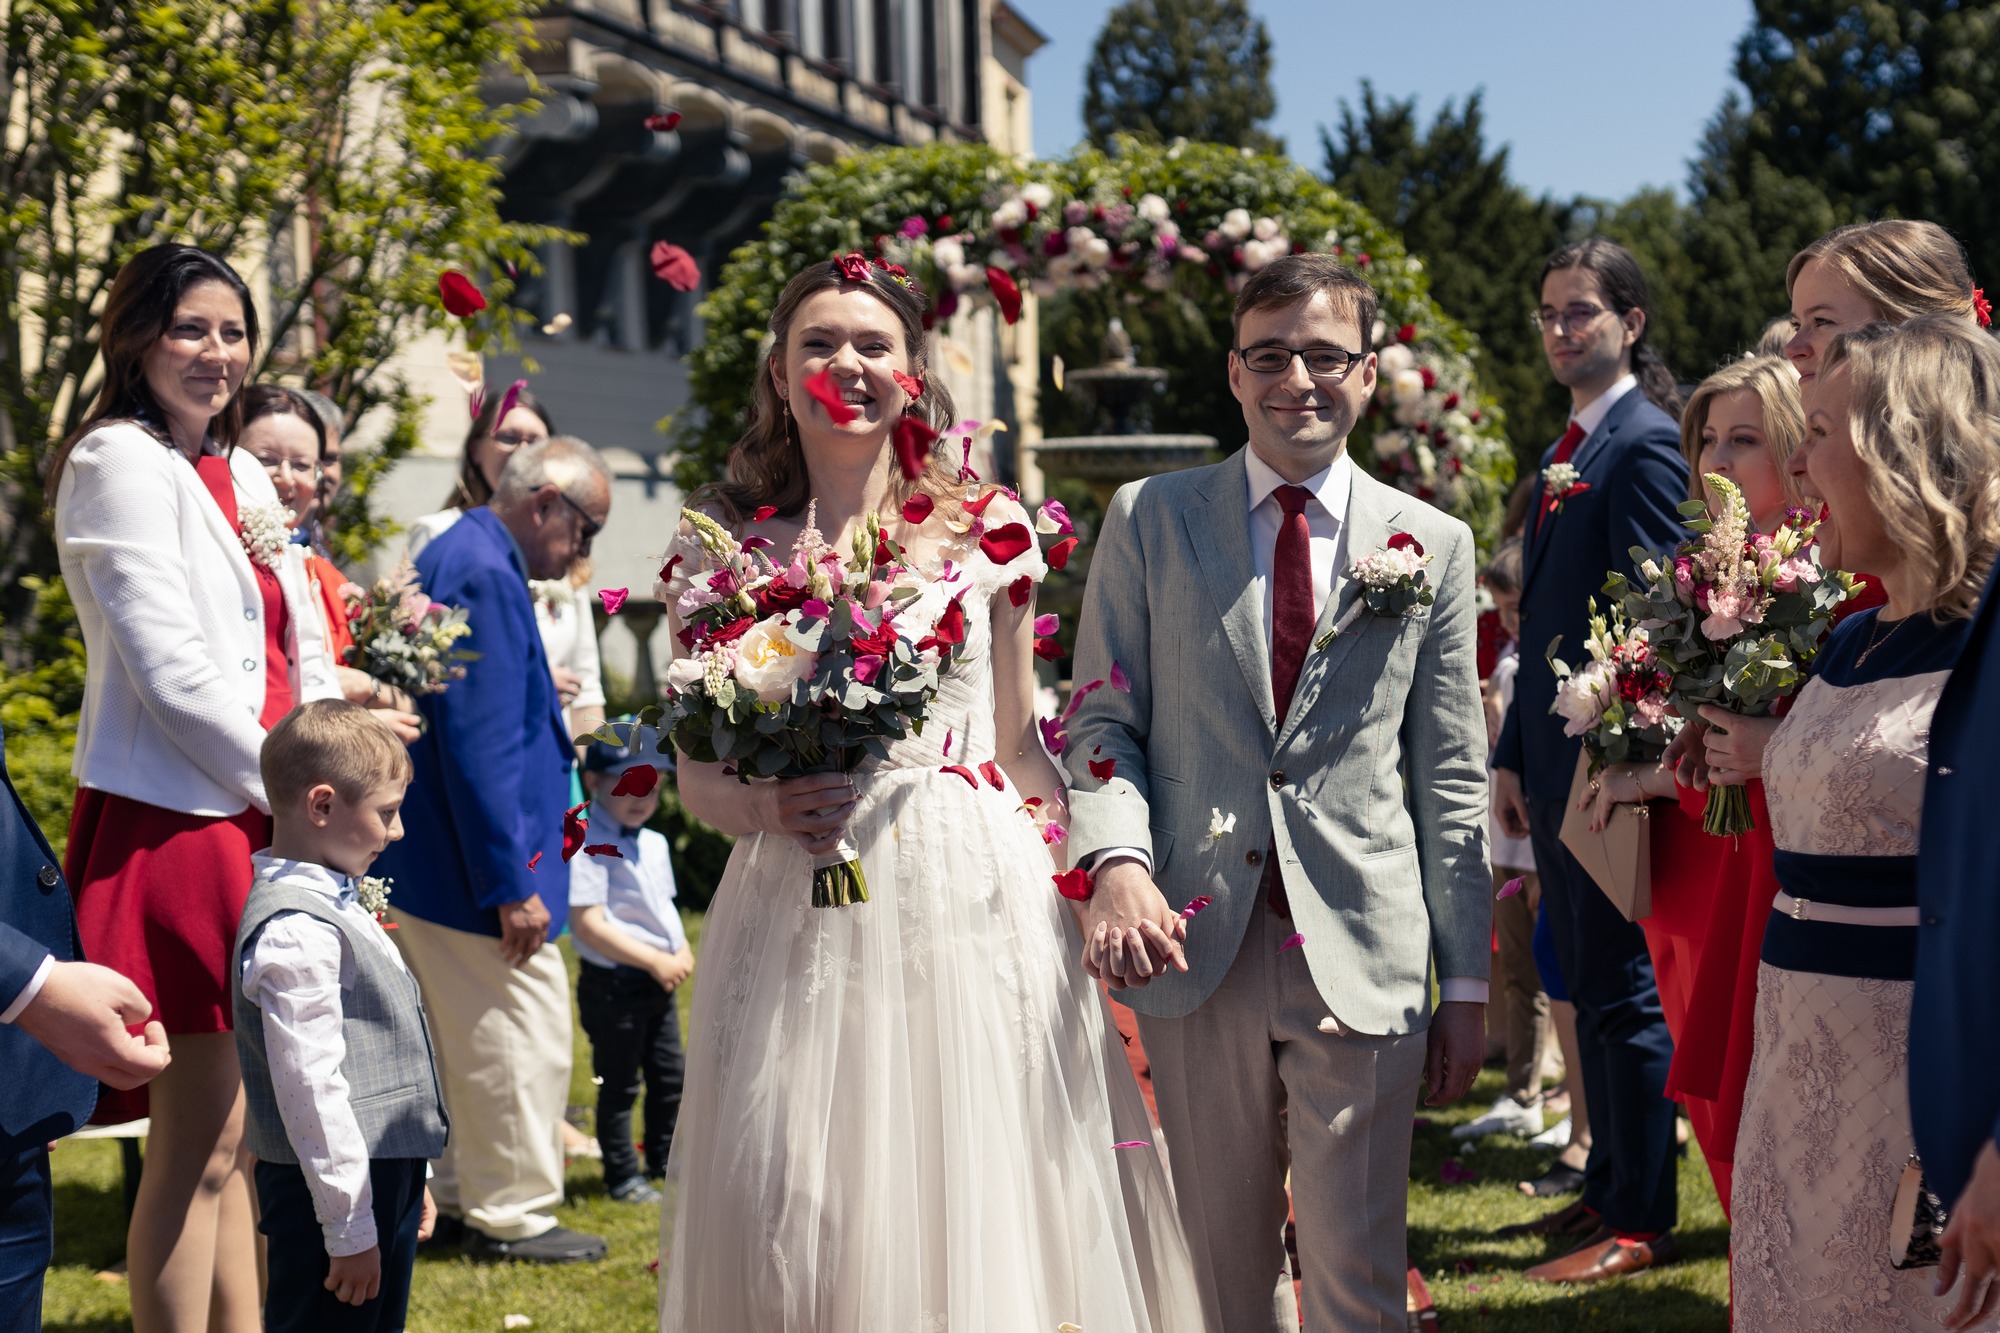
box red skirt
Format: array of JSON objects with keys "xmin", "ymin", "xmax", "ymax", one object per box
[{"xmin": 64, "ymin": 788, "xmax": 270, "ymax": 1123}]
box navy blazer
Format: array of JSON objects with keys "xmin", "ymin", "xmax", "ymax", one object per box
[
  {"xmin": 1496, "ymin": 387, "xmax": 1690, "ymax": 806},
  {"xmin": 372, "ymin": 509, "xmax": 573, "ymax": 939},
  {"xmin": 1913, "ymin": 559, "xmax": 2000, "ymax": 1207},
  {"xmin": 1, "ymin": 733, "xmax": 98, "ymax": 1155}
]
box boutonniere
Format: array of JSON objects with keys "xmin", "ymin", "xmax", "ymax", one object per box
[
  {"xmin": 1316, "ymin": 532, "xmax": 1434, "ymax": 649},
  {"xmin": 1542, "ymin": 461, "xmax": 1591, "ymax": 515},
  {"xmin": 355, "ymin": 875, "xmax": 392, "ymax": 919},
  {"xmin": 239, "ymin": 501, "xmax": 292, "ymax": 570}
]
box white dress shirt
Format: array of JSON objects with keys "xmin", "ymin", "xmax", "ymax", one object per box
[
  {"xmin": 1570, "ymin": 373, "xmax": 1637, "ymax": 440},
  {"xmin": 568, "ymin": 804, "xmax": 688, "ymax": 968},
  {"xmin": 240, "ymin": 854, "xmax": 413, "ymax": 1256},
  {"xmin": 1100, "ymin": 446, "xmax": 1485, "ymax": 1004}
]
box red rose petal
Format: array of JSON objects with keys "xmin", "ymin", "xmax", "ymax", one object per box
[
  {"xmin": 562, "ymin": 801, "xmax": 589, "ymax": 861},
  {"xmin": 1008, "ymin": 574, "xmax": 1032, "ymax": 607},
  {"xmin": 649, "ymin": 241, "xmax": 701, "ymax": 291},
  {"xmin": 439, "ymin": 270, "xmax": 487, "ymax": 317},
  {"xmin": 659, "ymin": 553, "xmax": 683, "ymax": 586},
  {"xmin": 928, "ymin": 594, "xmax": 967, "ymax": 647},
  {"xmin": 1087, "ymin": 756, "xmax": 1116, "ymax": 782},
  {"xmin": 977, "ymin": 760, "xmax": 1005, "ymax": 790},
  {"xmin": 611, "ymin": 765, "xmax": 659, "ymax": 797},
  {"xmin": 1033, "ymin": 636, "xmax": 1063, "ymax": 661},
  {"xmin": 942, "ymin": 728, "xmax": 953, "ymax": 756},
  {"xmin": 963, "ymin": 488, "xmax": 1000, "ymax": 517},
  {"xmin": 902, "ymin": 493, "xmax": 935, "ymax": 523},
  {"xmin": 752, "ymin": 505, "xmax": 779, "ymax": 521},
  {"xmin": 804, "ymin": 368, "xmax": 857, "ymax": 425},
  {"xmin": 644, "ymin": 110, "xmax": 682, "ymax": 132},
  {"xmin": 986, "ymin": 266, "xmax": 1022, "ymax": 324},
  {"xmin": 583, "ymin": 843, "xmax": 624, "ymax": 859},
  {"xmin": 892, "ymin": 414, "xmax": 937, "ymax": 481},
  {"xmin": 1053, "ymin": 866, "xmax": 1093, "ymax": 901},
  {"xmin": 980, "ymin": 522, "xmax": 1032, "ymax": 565},
  {"xmin": 599, "ymin": 587, "xmax": 629, "ymax": 615},
  {"xmin": 1387, "ymin": 531, "xmax": 1424, "ymax": 555},
  {"xmin": 1047, "ymin": 536, "xmax": 1078, "ymax": 570},
  {"xmin": 527, "ymin": 851, "xmax": 543, "ymax": 871},
  {"xmin": 892, "ymin": 370, "xmax": 925, "ymax": 400},
  {"xmin": 941, "ymin": 764, "xmax": 979, "ymax": 788}
]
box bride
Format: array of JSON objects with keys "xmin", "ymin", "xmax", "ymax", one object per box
[{"xmin": 656, "ymin": 256, "xmax": 1202, "ymax": 1331}]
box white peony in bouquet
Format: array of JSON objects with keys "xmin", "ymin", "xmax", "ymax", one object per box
[{"xmin": 658, "ymin": 504, "xmax": 971, "ymax": 907}]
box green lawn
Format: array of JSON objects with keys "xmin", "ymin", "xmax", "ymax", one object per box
[{"xmin": 42, "ymin": 910, "xmax": 1728, "ymax": 1332}]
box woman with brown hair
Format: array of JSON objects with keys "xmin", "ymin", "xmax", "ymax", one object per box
[
  {"xmin": 656, "ymin": 256, "xmax": 1199, "ymax": 1330},
  {"xmin": 50, "ymin": 244, "xmax": 345, "ymax": 1332}
]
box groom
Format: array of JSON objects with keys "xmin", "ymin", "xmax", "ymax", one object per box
[{"xmin": 1066, "ymin": 253, "xmax": 1491, "ymax": 1330}]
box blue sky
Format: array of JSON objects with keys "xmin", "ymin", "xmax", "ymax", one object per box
[{"xmin": 1010, "ymin": 0, "xmax": 1755, "ymax": 202}]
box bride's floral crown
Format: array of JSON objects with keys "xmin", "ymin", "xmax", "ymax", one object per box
[{"xmin": 835, "ymin": 250, "xmax": 915, "ymax": 291}]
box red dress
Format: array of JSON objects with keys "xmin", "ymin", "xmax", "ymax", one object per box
[{"xmin": 65, "ymin": 454, "xmax": 293, "ymax": 1122}]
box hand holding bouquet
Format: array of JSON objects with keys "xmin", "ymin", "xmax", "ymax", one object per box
[
  {"xmin": 341, "ymin": 558, "xmax": 478, "ymax": 696},
  {"xmin": 1602, "ymin": 474, "xmax": 1853, "ymax": 834},
  {"xmin": 661, "ymin": 504, "xmax": 971, "ymax": 907},
  {"xmin": 1547, "ymin": 600, "xmax": 1680, "ymax": 776}
]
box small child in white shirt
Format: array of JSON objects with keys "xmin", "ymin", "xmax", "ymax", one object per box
[
  {"xmin": 568, "ymin": 721, "xmax": 693, "ymax": 1205},
  {"xmin": 235, "ymin": 700, "xmax": 446, "ymax": 1331}
]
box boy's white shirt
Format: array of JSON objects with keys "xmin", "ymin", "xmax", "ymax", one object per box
[
  {"xmin": 567, "ymin": 802, "xmax": 689, "ymax": 967},
  {"xmin": 240, "ymin": 852, "xmax": 411, "ymax": 1257}
]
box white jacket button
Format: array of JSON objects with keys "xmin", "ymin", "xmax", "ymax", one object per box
[
  {"xmin": 244, "ymin": 607, "xmax": 256, "ymax": 620},
  {"xmin": 243, "ymin": 658, "xmax": 257, "ymax": 671}
]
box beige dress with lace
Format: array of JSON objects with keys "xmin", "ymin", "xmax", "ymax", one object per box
[{"xmin": 1732, "ymin": 653, "xmax": 1993, "ymax": 1330}]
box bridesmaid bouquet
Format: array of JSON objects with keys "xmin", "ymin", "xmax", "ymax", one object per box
[
  {"xmin": 1602, "ymin": 473, "xmax": 1853, "ymax": 835},
  {"xmin": 1546, "ymin": 601, "xmax": 1680, "ymax": 776},
  {"xmin": 340, "ymin": 559, "xmax": 478, "ymax": 696},
  {"xmin": 659, "ymin": 504, "xmax": 970, "ymax": 907}
]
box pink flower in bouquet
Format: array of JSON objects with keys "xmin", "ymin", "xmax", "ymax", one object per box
[
  {"xmin": 1634, "ymin": 692, "xmax": 1670, "ymax": 730},
  {"xmin": 1770, "ymin": 554, "xmax": 1820, "ymax": 592},
  {"xmin": 1700, "ymin": 585, "xmax": 1761, "ymax": 641},
  {"xmin": 1673, "ymin": 556, "xmax": 1696, "ymax": 601},
  {"xmin": 1552, "ymin": 660, "xmax": 1612, "ymax": 736}
]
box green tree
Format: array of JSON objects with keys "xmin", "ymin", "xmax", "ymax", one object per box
[
  {"xmin": 0, "ymin": 0, "xmax": 559, "ymax": 648},
  {"xmin": 1082, "ymin": 0, "xmax": 1281, "ymax": 153},
  {"xmin": 1322, "ymin": 82, "xmax": 1571, "ymax": 474}
]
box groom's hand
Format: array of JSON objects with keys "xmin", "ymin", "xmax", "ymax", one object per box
[
  {"xmin": 1081, "ymin": 858, "xmax": 1188, "ymax": 990},
  {"xmin": 1492, "ymin": 767, "xmax": 1531, "ymax": 842},
  {"xmin": 1423, "ymin": 1001, "xmax": 1485, "ymax": 1105}
]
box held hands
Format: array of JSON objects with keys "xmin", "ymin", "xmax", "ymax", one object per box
[
  {"xmin": 1938, "ymin": 1140, "xmax": 2000, "ymax": 1330},
  {"xmin": 1492, "ymin": 767, "xmax": 1531, "ymax": 843},
  {"xmin": 497, "ymin": 894, "xmax": 551, "ymax": 968},
  {"xmin": 1079, "ymin": 858, "xmax": 1187, "ymax": 990},
  {"xmin": 754, "ymin": 773, "xmax": 858, "ymax": 857},
  {"xmin": 14, "ymin": 960, "xmax": 172, "ymax": 1089},
  {"xmin": 1424, "ymin": 1000, "xmax": 1484, "ymax": 1105},
  {"xmin": 1697, "ymin": 707, "xmax": 1781, "ymax": 788},
  {"xmin": 324, "ymin": 1245, "xmax": 382, "ymax": 1307}
]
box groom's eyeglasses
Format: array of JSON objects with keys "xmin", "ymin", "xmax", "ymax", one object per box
[
  {"xmin": 1234, "ymin": 344, "xmax": 1364, "ymax": 380},
  {"xmin": 555, "ymin": 490, "xmax": 603, "ymax": 547}
]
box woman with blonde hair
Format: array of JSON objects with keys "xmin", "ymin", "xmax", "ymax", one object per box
[
  {"xmin": 1784, "ymin": 219, "xmax": 1986, "ymax": 386},
  {"xmin": 1729, "ymin": 316, "xmax": 2000, "ymax": 1328}
]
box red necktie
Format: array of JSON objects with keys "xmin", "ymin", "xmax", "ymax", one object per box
[
  {"xmin": 1533, "ymin": 421, "xmax": 1588, "ymax": 536},
  {"xmin": 1270, "ymin": 484, "xmax": 1315, "ymax": 717}
]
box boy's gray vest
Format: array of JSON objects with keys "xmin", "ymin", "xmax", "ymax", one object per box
[{"xmin": 233, "ymin": 880, "xmax": 449, "ymax": 1164}]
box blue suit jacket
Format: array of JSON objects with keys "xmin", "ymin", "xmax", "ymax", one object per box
[
  {"xmin": 1, "ymin": 733, "xmax": 98, "ymax": 1155},
  {"xmin": 372, "ymin": 509, "xmax": 573, "ymax": 939},
  {"xmin": 1496, "ymin": 388, "xmax": 1690, "ymax": 805},
  {"xmin": 1913, "ymin": 559, "xmax": 2000, "ymax": 1207}
]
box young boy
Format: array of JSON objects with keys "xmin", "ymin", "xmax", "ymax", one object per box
[
  {"xmin": 568, "ymin": 721, "xmax": 693, "ymax": 1206},
  {"xmin": 236, "ymin": 699, "xmax": 448, "ymax": 1332}
]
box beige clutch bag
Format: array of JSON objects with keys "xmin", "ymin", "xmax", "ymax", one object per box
[{"xmin": 1557, "ymin": 751, "xmax": 1652, "ymax": 921}]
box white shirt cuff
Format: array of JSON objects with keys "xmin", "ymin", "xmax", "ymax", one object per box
[
  {"xmin": 1439, "ymin": 977, "xmax": 1489, "ymax": 1005},
  {"xmin": 0, "ymin": 955, "xmax": 55, "ymax": 1024},
  {"xmin": 1090, "ymin": 847, "xmax": 1152, "ymax": 875}
]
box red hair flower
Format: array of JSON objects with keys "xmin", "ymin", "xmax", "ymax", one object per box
[
  {"xmin": 438, "ymin": 270, "xmax": 486, "ymax": 317},
  {"xmin": 1976, "ymin": 287, "xmax": 1993, "ymax": 328},
  {"xmin": 835, "ymin": 252, "xmax": 873, "ymax": 283}
]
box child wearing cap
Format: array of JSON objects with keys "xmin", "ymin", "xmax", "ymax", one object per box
[{"xmin": 570, "ymin": 721, "xmax": 692, "ymax": 1205}]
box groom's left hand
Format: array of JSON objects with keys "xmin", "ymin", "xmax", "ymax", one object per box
[{"xmin": 1423, "ymin": 1001, "xmax": 1485, "ymax": 1105}]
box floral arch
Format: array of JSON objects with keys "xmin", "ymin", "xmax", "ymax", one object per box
[{"xmin": 677, "ymin": 138, "xmax": 1516, "ymax": 545}]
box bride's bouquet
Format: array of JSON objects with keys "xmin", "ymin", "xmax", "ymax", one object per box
[
  {"xmin": 660, "ymin": 504, "xmax": 970, "ymax": 907},
  {"xmin": 340, "ymin": 558, "xmax": 478, "ymax": 696},
  {"xmin": 1602, "ymin": 473, "xmax": 1853, "ymax": 835},
  {"xmin": 1547, "ymin": 601, "xmax": 1681, "ymax": 777}
]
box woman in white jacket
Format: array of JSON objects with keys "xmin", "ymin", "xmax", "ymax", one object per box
[{"xmin": 50, "ymin": 245, "xmax": 342, "ymax": 1333}]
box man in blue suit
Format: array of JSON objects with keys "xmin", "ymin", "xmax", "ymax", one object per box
[
  {"xmin": 375, "ymin": 437, "xmax": 611, "ymax": 1264},
  {"xmin": 1493, "ymin": 239, "xmax": 1690, "ymax": 1283},
  {"xmin": 1, "ymin": 737, "xmax": 170, "ymax": 1331},
  {"xmin": 1916, "ymin": 558, "xmax": 2000, "ymax": 1328}
]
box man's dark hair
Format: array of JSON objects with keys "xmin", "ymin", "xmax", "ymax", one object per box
[
  {"xmin": 1539, "ymin": 236, "xmax": 1681, "ymax": 415},
  {"xmin": 1232, "ymin": 253, "xmax": 1379, "ymax": 350}
]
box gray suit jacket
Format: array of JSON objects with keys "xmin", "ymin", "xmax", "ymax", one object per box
[{"xmin": 1066, "ymin": 448, "xmax": 1491, "ymax": 1035}]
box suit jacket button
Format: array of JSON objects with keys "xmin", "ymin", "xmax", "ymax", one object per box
[
  {"xmin": 243, "ymin": 658, "xmax": 257, "ymax": 671},
  {"xmin": 38, "ymin": 864, "xmax": 59, "ymax": 887},
  {"xmin": 1245, "ymin": 850, "xmax": 1262, "ymax": 867},
  {"xmin": 1269, "ymin": 771, "xmax": 1285, "ymax": 789},
  {"xmin": 244, "ymin": 608, "xmax": 257, "ymax": 620}
]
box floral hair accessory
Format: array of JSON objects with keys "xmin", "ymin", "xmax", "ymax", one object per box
[
  {"xmin": 1976, "ymin": 286, "xmax": 1992, "ymax": 328},
  {"xmin": 872, "ymin": 257, "xmax": 914, "ymax": 289},
  {"xmin": 834, "ymin": 252, "xmax": 873, "ymax": 283}
]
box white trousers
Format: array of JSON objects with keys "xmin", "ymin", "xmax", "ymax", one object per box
[{"xmin": 388, "ymin": 909, "xmax": 572, "ymax": 1240}]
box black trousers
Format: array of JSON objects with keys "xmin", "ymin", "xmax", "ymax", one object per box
[
  {"xmin": 1529, "ymin": 796, "xmax": 1680, "ymax": 1234},
  {"xmin": 577, "ymin": 962, "xmax": 684, "ymax": 1189},
  {"xmin": 0, "ymin": 1148, "xmax": 51, "ymax": 1333},
  {"xmin": 256, "ymin": 1156, "xmax": 427, "ymax": 1333}
]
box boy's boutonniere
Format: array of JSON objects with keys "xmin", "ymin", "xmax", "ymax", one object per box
[
  {"xmin": 239, "ymin": 501, "xmax": 292, "ymax": 570},
  {"xmin": 1542, "ymin": 461, "xmax": 1591, "ymax": 516},
  {"xmin": 355, "ymin": 876, "xmax": 392, "ymax": 919},
  {"xmin": 1315, "ymin": 532, "xmax": 1434, "ymax": 650}
]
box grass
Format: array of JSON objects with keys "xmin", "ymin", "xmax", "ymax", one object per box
[{"xmin": 42, "ymin": 911, "xmax": 1728, "ymax": 1331}]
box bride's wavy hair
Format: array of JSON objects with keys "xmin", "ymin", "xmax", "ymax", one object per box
[{"xmin": 698, "ymin": 259, "xmax": 962, "ymax": 523}]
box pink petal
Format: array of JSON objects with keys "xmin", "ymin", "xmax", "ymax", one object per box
[
  {"xmin": 1112, "ymin": 1140, "xmax": 1151, "ymax": 1150},
  {"xmin": 1041, "ymin": 822, "xmax": 1067, "ymax": 845},
  {"xmin": 1037, "ymin": 716, "xmax": 1067, "ymax": 754},
  {"xmin": 742, "ymin": 536, "xmax": 774, "ymax": 551},
  {"xmin": 801, "ymin": 598, "xmax": 830, "ymax": 619},
  {"xmin": 1033, "ymin": 612, "xmax": 1059, "ymax": 636},
  {"xmin": 1060, "ymin": 679, "xmax": 1104, "ymax": 721},
  {"xmin": 977, "ymin": 760, "xmax": 1005, "ymax": 790},
  {"xmin": 599, "ymin": 587, "xmax": 629, "ymax": 615},
  {"xmin": 1179, "ymin": 895, "xmax": 1214, "ymax": 919},
  {"xmin": 1110, "ymin": 661, "xmax": 1132, "ymax": 692},
  {"xmin": 1278, "ymin": 932, "xmax": 1305, "ymax": 952},
  {"xmin": 941, "ymin": 764, "xmax": 979, "ymax": 788},
  {"xmin": 526, "ymin": 851, "xmax": 543, "ymax": 871},
  {"xmin": 942, "ymin": 728, "xmax": 953, "ymax": 756},
  {"xmin": 1497, "ymin": 876, "xmax": 1524, "ymax": 899},
  {"xmin": 752, "ymin": 504, "xmax": 779, "ymax": 521}
]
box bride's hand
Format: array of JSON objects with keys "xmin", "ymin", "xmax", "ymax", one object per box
[
  {"xmin": 1082, "ymin": 858, "xmax": 1188, "ymax": 990},
  {"xmin": 754, "ymin": 773, "xmax": 859, "ymax": 855}
]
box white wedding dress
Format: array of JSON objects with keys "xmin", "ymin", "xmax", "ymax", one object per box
[{"xmin": 659, "ymin": 517, "xmax": 1202, "ymax": 1332}]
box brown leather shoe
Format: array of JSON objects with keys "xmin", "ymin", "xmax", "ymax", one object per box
[
  {"xmin": 1523, "ymin": 1232, "xmax": 1679, "ymax": 1284},
  {"xmin": 1494, "ymin": 1197, "xmax": 1602, "ymax": 1238}
]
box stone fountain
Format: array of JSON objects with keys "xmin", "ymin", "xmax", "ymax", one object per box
[{"xmin": 1030, "ymin": 318, "xmax": 1217, "ymax": 510}]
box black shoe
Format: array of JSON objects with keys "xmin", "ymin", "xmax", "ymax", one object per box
[
  {"xmin": 608, "ymin": 1177, "xmax": 663, "ymax": 1205},
  {"xmin": 417, "ymin": 1212, "xmax": 464, "ymax": 1253},
  {"xmin": 1494, "ymin": 1196, "xmax": 1601, "ymax": 1238},
  {"xmin": 464, "ymin": 1224, "xmax": 608, "ymax": 1264},
  {"xmin": 1518, "ymin": 1162, "xmax": 1588, "ymax": 1198}
]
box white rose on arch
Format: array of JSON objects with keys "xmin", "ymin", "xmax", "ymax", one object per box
[
  {"xmin": 1251, "ymin": 216, "xmax": 1281, "ymax": 242},
  {"xmin": 1022, "ymin": 182, "xmax": 1055, "ymax": 210},
  {"xmin": 1390, "ymin": 367, "xmax": 1427, "ymax": 405},
  {"xmin": 932, "ymin": 237, "xmax": 965, "ymax": 270},
  {"xmin": 1220, "ymin": 208, "xmax": 1252, "ymax": 241},
  {"xmin": 1136, "ymin": 193, "xmax": 1170, "ymax": 223},
  {"xmin": 733, "ymin": 621, "xmax": 815, "ymax": 702},
  {"xmin": 1376, "ymin": 343, "xmax": 1416, "ymax": 377}
]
